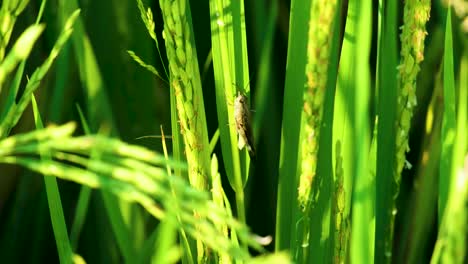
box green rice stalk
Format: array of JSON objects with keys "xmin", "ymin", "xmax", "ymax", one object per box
[
  {"xmin": 438, "ymin": 3, "xmax": 458, "ymax": 223},
  {"xmin": 432, "ymin": 7, "xmax": 467, "ymax": 263},
  {"xmin": 395, "ymin": 0, "xmax": 431, "ymax": 193},
  {"xmin": 0, "ymin": 123, "xmax": 262, "ymax": 261},
  {"xmin": 346, "ymin": 0, "xmax": 373, "ymax": 262},
  {"xmin": 208, "ymin": 0, "xmax": 251, "ymax": 228},
  {"xmin": 210, "ymin": 154, "xmax": 231, "ymax": 263},
  {"xmin": 31, "ymin": 95, "xmax": 74, "ymax": 264},
  {"xmin": 0, "ymin": 0, "xmax": 31, "ymax": 60},
  {"xmin": 135, "ymin": 0, "xmax": 169, "ymax": 79},
  {"xmin": 150, "ymin": 127, "xmax": 183, "ymax": 264},
  {"xmin": 130, "ymin": 1, "xmax": 169, "ymax": 84},
  {"xmin": 159, "ymin": 0, "xmax": 210, "ymax": 191},
  {"xmin": 1, "ymin": 0, "xmax": 46, "ymax": 128},
  {"xmin": 295, "ymin": 0, "xmax": 337, "ymax": 261},
  {"xmin": 331, "ymin": 141, "xmax": 349, "ymax": 264},
  {"xmin": 299, "ymin": 0, "xmax": 341, "ymax": 262},
  {"xmin": 431, "ymin": 37, "xmax": 467, "ymax": 262},
  {"xmin": 298, "ymin": 0, "xmax": 339, "ymax": 211},
  {"xmin": 0, "ymin": 10, "xmax": 80, "ymax": 138},
  {"xmin": 127, "ymin": 50, "xmax": 166, "ymax": 82},
  {"xmin": 389, "ymin": 0, "xmax": 431, "ymax": 254},
  {"xmin": 375, "ymin": 0, "xmax": 398, "ymax": 262},
  {"xmin": 275, "ymin": 0, "xmax": 311, "ymax": 252},
  {"xmin": 0, "ymin": 24, "xmax": 44, "ymax": 93}
]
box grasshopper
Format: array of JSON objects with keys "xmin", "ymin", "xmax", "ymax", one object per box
[{"xmin": 233, "ymin": 92, "xmax": 255, "ymax": 159}]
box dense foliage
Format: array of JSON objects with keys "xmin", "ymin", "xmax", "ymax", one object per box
[{"xmin": 0, "ymin": 0, "xmax": 466, "ymax": 263}]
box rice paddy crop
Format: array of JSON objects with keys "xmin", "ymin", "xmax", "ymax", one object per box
[{"xmin": 0, "ymin": 0, "xmax": 466, "ymax": 263}]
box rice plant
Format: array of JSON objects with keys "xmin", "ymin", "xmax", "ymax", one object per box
[{"xmin": 0, "ymin": 0, "xmax": 466, "ymax": 263}]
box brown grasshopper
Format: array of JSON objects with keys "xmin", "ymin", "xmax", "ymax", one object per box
[{"xmin": 233, "ymin": 92, "xmax": 255, "ymax": 159}]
